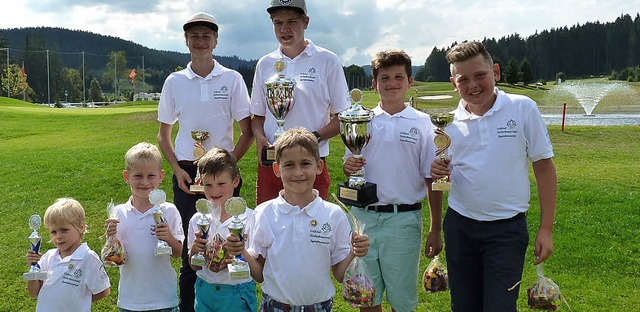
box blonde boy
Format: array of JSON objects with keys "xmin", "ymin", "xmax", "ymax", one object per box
[
  {"xmin": 26, "ymin": 198, "xmax": 111, "ymax": 312},
  {"xmin": 105, "ymin": 142, "xmax": 184, "ymax": 311},
  {"xmin": 187, "ymin": 147, "xmax": 257, "ymax": 311},
  {"xmin": 227, "ymin": 128, "xmax": 369, "ymax": 311}
]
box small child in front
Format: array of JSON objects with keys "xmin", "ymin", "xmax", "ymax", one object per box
[
  {"xmin": 187, "ymin": 147, "xmax": 257, "ymax": 311},
  {"xmin": 226, "ymin": 127, "xmax": 370, "ymax": 311},
  {"xmin": 26, "ymin": 198, "xmax": 111, "ymax": 312},
  {"xmin": 105, "ymin": 142, "xmax": 184, "ymax": 311}
]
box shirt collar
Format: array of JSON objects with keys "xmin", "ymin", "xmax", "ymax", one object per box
[
  {"xmin": 276, "ymin": 39, "xmax": 317, "ymax": 61},
  {"xmin": 57, "ymin": 242, "xmax": 89, "ymax": 262},
  {"xmin": 373, "ymin": 103, "xmax": 419, "ymax": 119},
  {"xmin": 275, "ymin": 189, "xmax": 322, "ymax": 217},
  {"xmin": 185, "ymin": 59, "xmax": 222, "ymax": 80}
]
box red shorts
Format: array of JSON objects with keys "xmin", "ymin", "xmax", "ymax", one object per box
[{"xmin": 255, "ymin": 161, "xmax": 331, "ymax": 205}]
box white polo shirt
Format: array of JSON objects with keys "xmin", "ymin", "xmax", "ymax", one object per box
[
  {"xmin": 114, "ymin": 198, "xmax": 184, "ymax": 310},
  {"xmin": 247, "ymin": 190, "xmax": 352, "ymax": 305},
  {"xmin": 187, "ymin": 207, "xmax": 255, "ymax": 285},
  {"xmin": 344, "ymin": 104, "xmax": 437, "ymax": 205},
  {"xmin": 36, "ymin": 243, "xmax": 110, "ymax": 312},
  {"xmin": 158, "ymin": 60, "xmax": 251, "ymax": 161},
  {"xmin": 250, "ymin": 40, "xmax": 351, "ymax": 157},
  {"xmin": 447, "ymin": 88, "xmax": 554, "ymax": 221}
]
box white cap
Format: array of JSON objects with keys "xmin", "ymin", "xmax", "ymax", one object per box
[{"xmin": 183, "ymin": 12, "xmax": 218, "ymax": 32}]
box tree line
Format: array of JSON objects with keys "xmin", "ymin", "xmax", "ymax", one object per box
[{"xmin": 418, "ymin": 13, "xmax": 640, "ymax": 83}]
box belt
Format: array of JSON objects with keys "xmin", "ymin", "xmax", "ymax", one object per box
[
  {"xmin": 178, "ymin": 160, "xmax": 196, "ymax": 167},
  {"xmin": 365, "ymin": 203, "xmax": 422, "ymax": 213},
  {"xmin": 449, "ymin": 208, "xmax": 527, "ymax": 223},
  {"xmin": 263, "ymin": 293, "xmax": 332, "ymax": 312}
]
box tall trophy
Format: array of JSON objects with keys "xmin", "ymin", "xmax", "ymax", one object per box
[
  {"xmin": 225, "ymin": 197, "xmax": 250, "ymax": 279},
  {"xmin": 150, "ymin": 189, "xmax": 173, "ymax": 256},
  {"xmin": 190, "ymin": 130, "xmax": 210, "ymax": 193},
  {"xmin": 262, "ymin": 59, "xmax": 296, "ymax": 166},
  {"xmin": 336, "ymin": 89, "xmax": 379, "ymax": 207},
  {"xmin": 23, "ymin": 215, "xmax": 49, "ymax": 281},
  {"xmin": 191, "ymin": 199, "xmax": 212, "ymax": 267},
  {"xmin": 430, "ymin": 113, "xmax": 454, "ymax": 191}
]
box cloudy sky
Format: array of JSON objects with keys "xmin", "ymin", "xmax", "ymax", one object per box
[{"xmin": 1, "ymin": 0, "xmax": 638, "ymax": 66}]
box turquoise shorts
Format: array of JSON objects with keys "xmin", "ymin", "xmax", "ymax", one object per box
[
  {"xmin": 194, "ymin": 277, "xmax": 257, "ymax": 312},
  {"xmin": 351, "ymin": 207, "xmax": 423, "ymax": 312}
]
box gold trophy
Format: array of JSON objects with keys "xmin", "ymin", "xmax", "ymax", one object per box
[
  {"xmin": 150, "ymin": 189, "xmax": 173, "ymax": 256},
  {"xmin": 262, "ymin": 59, "xmax": 296, "ymax": 166},
  {"xmin": 23, "ymin": 215, "xmax": 49, "ymax": 281},
  {"xmin": 336, "ymin": 89, "xmax": 379, "ymax": 207},
  {"xmin": 191, "ymin": 199, "xmax": 212, "ymax": 267},
  {"xmin": 430, "ymin": 113, "xmax": 454, "ymax": 191},
  {"xmin": 225, "ymin": 197, "xmax": 250, "ymax": 279},
  {"xmin": 190, "ymin": 131, "xmax": 210, "ymax": 193}
]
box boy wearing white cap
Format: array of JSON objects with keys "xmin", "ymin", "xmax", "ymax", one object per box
[
  {"xmin": 157, "ymin": 11, "xmax": 253, "ymax": 312},
  {"xmin": 250, "ymin": 0, "xmax": 351, "ymax": 205}
]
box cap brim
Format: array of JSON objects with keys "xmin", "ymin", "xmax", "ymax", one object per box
[{"xmin": 183, "ymin": 21, "xmax": 218, "ymax": 32}]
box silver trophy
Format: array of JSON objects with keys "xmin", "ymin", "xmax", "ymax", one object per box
[
  {"xmin": 23, "ymin": 215, "xmax": 49, "ymax": 281},
  {"xmin": 337, "ymin": 89, "xmax": 379, "ymax": 207},
  {"xmin": 150, "ymin": 189, "xmax": 172, "ymax": 257},
  {"xmin": 262, "ymin": 59, "xmax": 296, "ymax": 166},
  {"xmin": 190, "ymin": 199, "xmax": 212, "ymax": 267},
  {"xmin": 225, "ymin": 197, "xmax": 250, "ymax": 279}
]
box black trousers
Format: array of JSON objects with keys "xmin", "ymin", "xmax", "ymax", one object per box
[
  {"xmin": 173, "ymin": 162, "xmax": 242, "ymax": 312},
  {"xmin": 444, "ymin": 208, "xmax": 528, "ymax": 312}
]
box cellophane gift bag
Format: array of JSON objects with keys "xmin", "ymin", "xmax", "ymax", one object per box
[
  {"xmin": 101, "ymin": 199, "xmax": 126, "ymax": 267},
  {"xmin": 205, "ymin": 203, "xmax": 229, "ymax": 272},
  {"xmin": 423, "ymin": 255, "xmax": 449, "ymax": 293},
  {"xmin": 527, "ymin": 264, "xmax": 571, "ymax": 311},
  {"xmin": 341, "ymin": 222, "xmax": 376, "ymax": 308}
]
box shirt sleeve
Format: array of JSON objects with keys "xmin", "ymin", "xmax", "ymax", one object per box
[
  {"xmin": 165, "ymin": 204, "xmax": 185, "ymax": 242},
  {"xmin": 230, "ymin": 72, "xmax": 252, "ymax": 122},
  {"xmin": 85, "ymin": 251, "xmax": 111, "ymax": 295},
  {"xmin": 250, "ymin": 60, "xmax": 267, "ymax": 117},
  {"xmin": 246, "ymin": 206, "xmax": 273, "ymax": 258},
  {"xmin": 420, "ymin": 116, "xmax": 437, "ymax": 179},
  {"xmin": 330, "ymin": 209, "xmax": 352, "ymax": 266},
  {"xmin": 157, "ymin": 74, "xmax": 178, "ymax": 125},
  {"xmin": 524, "ymin": 102, "xmax": 554, "ymax": 162},
  {"xmin": 325, "ymin": 55, "xmax": 351, "ymax": 114},
  {"xmin": 187, "ymin": 213, "xmax": 201, "ymax": 251}
]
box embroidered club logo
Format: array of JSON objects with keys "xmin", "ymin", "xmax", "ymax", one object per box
[
  {"xmin": 321, "ymin": 222, "xmax": 332, "ymax": 234},
  {"xmin": 221, "ymin": 86, "xmax": 228, "ymax": 92},
  {"xmin": 279, "ymin": 0, "xmax": 293, "ymax": 5},
  {"xmin": 507, "ymin": 119, "xmax": 517, "ymax": 129},
  {"xmin": 409, "ymin": 127, "xmax": 419, "ymax": 137}
]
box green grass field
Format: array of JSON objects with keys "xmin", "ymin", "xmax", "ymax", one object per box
[{"xmin": 1, "ymin": 81, "xmax": 639, "ymax": 311}]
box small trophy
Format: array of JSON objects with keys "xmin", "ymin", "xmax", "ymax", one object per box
[
  {"xmin": 191, "ymin": 199, "xmax": 212, "ymax": 267},
  {"xmin": 190, "ymin": 131, "xmax": 210, "ymax": 193},
  {"xmin": 262, "ymin": 59, "xmax": 296, "ymax": 166},
  {"xmin": 24, "ymin": 215, "xmax": 49, "ymax": 281},
  {"xmin": 150, "ymin": 189, "xmax": 173, "ymax": 256},
  {"xmin": 337, "ymin": 89, "xmax": 379, "ymax": 207},
  {"xmin": 225, "ymin": 197, "xmax": 250, "ymax": 279},
  {"xmin": 430, "ymin": 113, "xmax": 454, "ymax": 191}
]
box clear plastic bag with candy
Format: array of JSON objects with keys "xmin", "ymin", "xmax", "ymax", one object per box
[
  {"xmin": 527, "ymin": 264, "xmax": 571, "ymax": 311},
  {"xmin": 101, "ymin": 199, "xmax": 126, "ymax": 267},
  {"xmin": 341, "ymin": 222, "xmax": 376, "ymax": 308},
  {"xmin": 204, "ymin": 203, "xmax": 229, "ymax": 272},
  {"xmin": 423, "ymin": 255, "xmax": 449, "ymax": 293}
]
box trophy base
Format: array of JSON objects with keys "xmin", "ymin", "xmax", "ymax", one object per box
[
  {"xmin": 337, "ymin": 182, "xmax": 379, "ymax": 208},
  {"xmin": 432, "ymin": 181, "xmax": 450, "ymax": 191},
  {"xmin": 228, "ymin": 262, "xmax": 250, "ymax": 279},
  {"xmin": 23, "ymin": 271, "xmax": 48, "ymax": 281},
  {"xmin": 191, "ymin": 254, "xmax": 206, "ymax": 267},
  {"xmin": 261, "ymin": 147, "xmax": 276, "ymax": 167},
  {"xmin": 190, "ymin": 184, "xmax": 204, "ymax": 193},
  {"xmin": 154, "ymin": 247, "xmax": 173, "ymax": 257}
]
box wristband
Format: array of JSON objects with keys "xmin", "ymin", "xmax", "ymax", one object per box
[{"xmin": 312, "ymin": 131, "xmax": 322, "ymax": 142}]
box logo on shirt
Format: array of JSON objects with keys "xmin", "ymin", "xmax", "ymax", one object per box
[
  {"xmin": 497, "ymin": 119, "xmax": 518, "ymax": 138},
  {"xmin": 212, "ymin": 85, "xmax": 230, "ymax": 100},
  {"xmin": 310, "ymin": 222, "xmax": 332, "ymax": 245},
  {"xmin": 299, "ymin": 68, "xmax": 317, "ymax": 82},
  {"xmin": 400, "ymin": 127, "xmax": 419, "ymax": 145},
  {"xmin": 62, "ymin": 267, "xmax": 83, "ymax": 287}
]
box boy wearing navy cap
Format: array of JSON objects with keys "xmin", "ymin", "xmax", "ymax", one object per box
[{"xmin": 157, "ymin": 11, "xmax": 253, "ymax": 312}]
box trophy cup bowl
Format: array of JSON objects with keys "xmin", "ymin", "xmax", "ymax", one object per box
[
  {"xmin": 225, "ymin": 197, "xmax": 250, "ymax": 279},
  {"xmin": 430, "ymin": 113, "xmax": 455, "ymax": 191},
  {"xmin": 336, "ymin": 89, "xmax": 379, "ymax": 207},
  {"xmin": 150, "ymin": 189, "xmax": 173, "ymax": 257},
  {"xmin": 190, "ymin": 131, "xmax": 210, "ymax": 193},
  {"xmin": 191, "ymin": 199, "xmax": 212, "ymax": 267},
  {"xmin": 23, "ymin": 215, "xmax": 49, "ymax": 281},
  {"xmin": 262, "ymin": 60, "xmax": 296, "ymax": 166}
]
